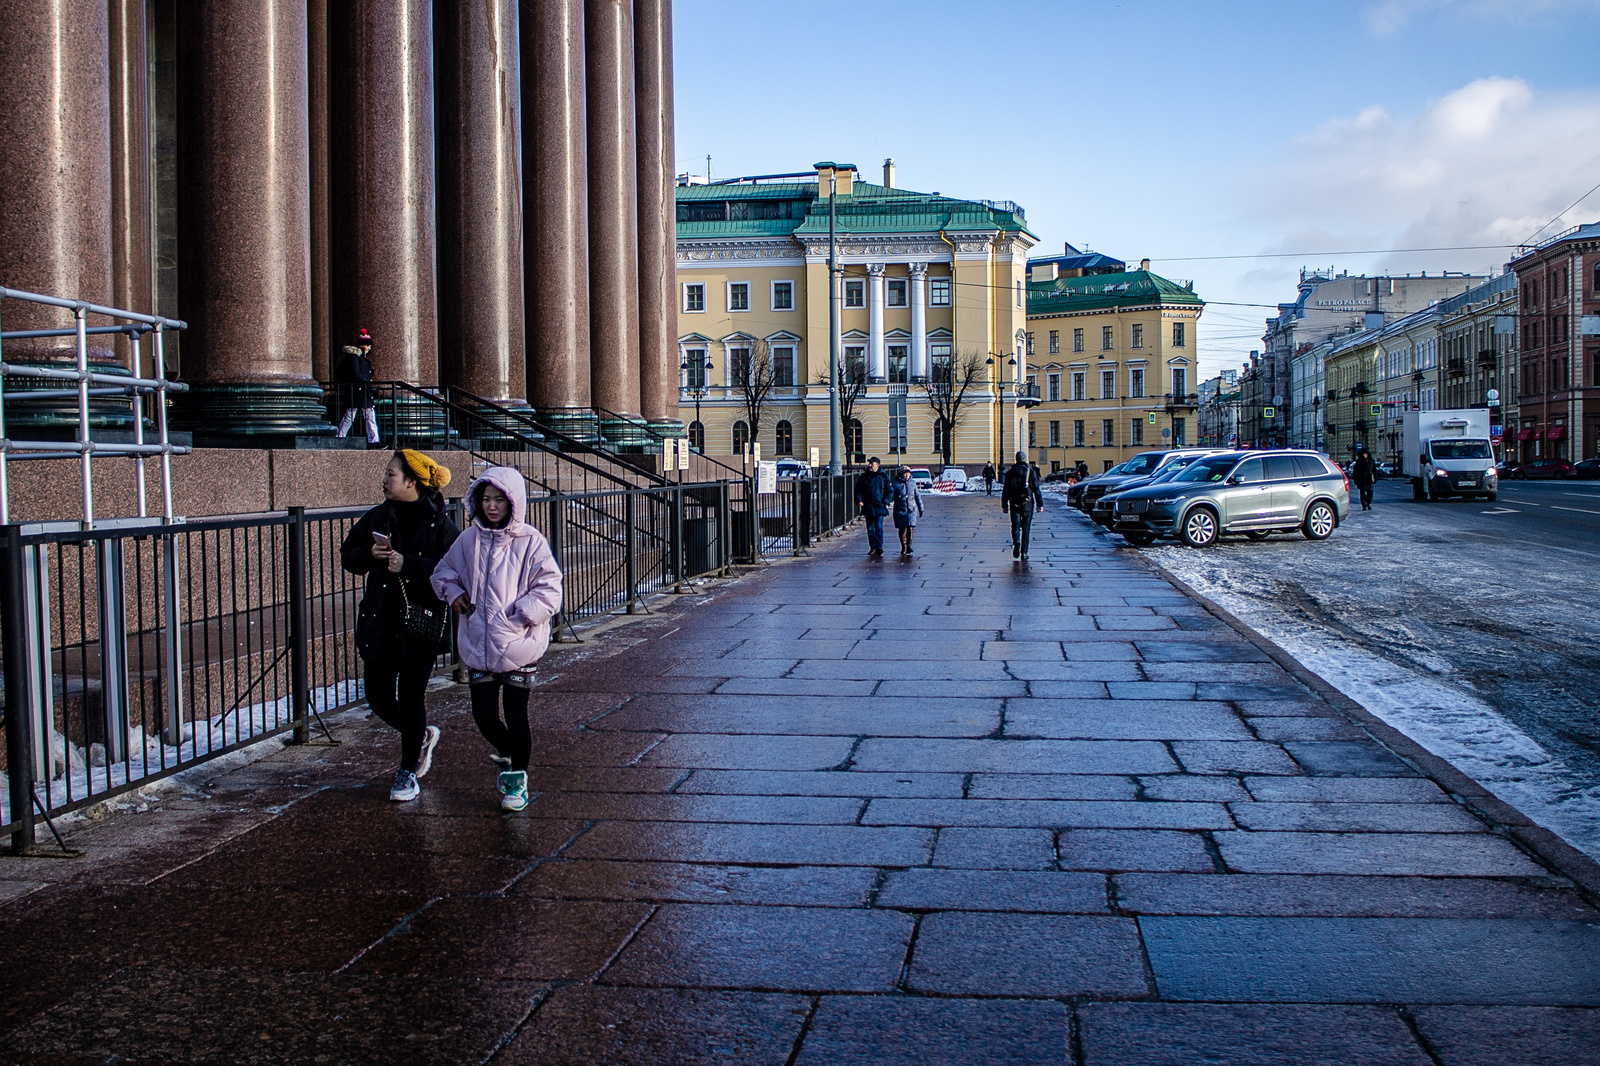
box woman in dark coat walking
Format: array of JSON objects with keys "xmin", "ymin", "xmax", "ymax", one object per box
[
  {"xmin": 340, "ymin": 449, "xmax": 459, "ymax": 801},
  {"xmin": 891, "ymin": 466, "xmax": 924, "ymax": 555},
  {"xmin": 1352, "ymin": 450, "xmax": 1377, "ymax": 510}
]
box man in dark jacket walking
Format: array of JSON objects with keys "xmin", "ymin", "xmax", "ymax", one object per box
[
  {"xmin": 336, "ymin": 328, "xmax": 379, "ymax": 444},
  {"xmin": 1352, "ymin": 449, "xmax": 1377, "ymax": 511},
  {"xmin": 854, "ymin": 456, "xmax": 894, "ymax": 556},
  {"xmin": 982, "ymin": 462, "xmax": 996, "ymax": 495},
  {"xmin": 1000, "ymin": 451, "xmax": 1044, "ymax": 559}
]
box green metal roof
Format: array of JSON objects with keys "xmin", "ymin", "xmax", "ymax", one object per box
[
  {"xmin": 676, "ymin": 178, "xmax": 1032, "ymax": 240},
  {"xmin": 1027, "ymin": 270, "xmax": 1204, "ymax": 315}
]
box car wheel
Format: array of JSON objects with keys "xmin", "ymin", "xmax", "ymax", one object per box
[
  {"xmin": 1180, "ymin": 508, "xmax": 1219, "ymax": 548},
  {"xmin": 1486, "ymin": 492, "xmax": 1497, "ymax": 502},
  {"xmin": 1303, "ymin": 500, "xmax": 1337, "ymax": 540},
  {"xmin": 1122, "ymin": 530, "xmax": 1156, "ymax": 546},
  {"xmin": 1411, "ymin": 479, "xmax": 1424, "ymax": 501},
  {"xmin": 1245, "ymin": 530, "xmax": 1270, "ymax": 541}
]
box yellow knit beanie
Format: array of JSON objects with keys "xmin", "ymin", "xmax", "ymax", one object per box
[{"xmin": 397, "ymin": 449, "xmax": 452, "ymax": 493}]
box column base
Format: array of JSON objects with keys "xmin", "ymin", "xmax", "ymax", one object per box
[
  {"xmin": 171, "ymin": 381, "xmax": 335, "ymax": 445},
  {"xmin": 468, "ymin": 397, "xmax": 544, "ymax": 449},
  {"xmin": 598, "ymin": 413, "xmax": 655, "ymax": 453},
  {"xmin": 647, "ymin": 418, "xmax": 685, "ymax": 439},
  {"xmin": 536, "ymin": 408, "xmax": 601, "ymax": 446},
  {"xmin": 373, "ymin": 389, "xmax": 450, "ymax": 450},
  {"xmin": 1, "ymin": 359, "xmax": 140, "ymax": 437}
]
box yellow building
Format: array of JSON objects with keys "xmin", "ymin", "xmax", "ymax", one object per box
[
  {"xmin": 675, "ymin": 161, "xmax": 1036, "ymax": 468},
  {"xmin": 1323, "ymin": 334, "xmax": 1381, "ymax": 458},
  {"xmin": 1023, "ymin": 260, "xmax": 1206, "ymax": 473}
]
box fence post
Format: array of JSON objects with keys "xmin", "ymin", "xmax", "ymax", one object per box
[
  {"xmin": 2, "ymin": 524, "xmax": 38, "ymax": 854},
  {"xmin": 798, "ymin": 478, "xmax": 812, "ymax": 553},
  {"xmin": 717, "ymin": 481, "xmax": 730, "ymax": 575},
  {"xmin": 547, "ymin": 495, "xmax": 565, "ymax": 637},
  {"xmin": 287, "ymin": 506, "xmax": 310, "ymax": 744},
  {"xmin": 672, "ymin": 485, "xmax": 684, "ymax": 593},
  {"xmin": 624, "ymin": 490, "xmax": 637, "ymax": 613}
]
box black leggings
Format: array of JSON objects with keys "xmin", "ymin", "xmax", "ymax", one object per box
[
  {"xmin": 364, "ymin": 644, "xmax": 433, "ymax": 772},
  {"xmin": 470, "ymin": 681, "xmax": 532, "ymax": 772}
]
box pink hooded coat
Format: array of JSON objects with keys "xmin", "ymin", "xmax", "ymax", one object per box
[{"xmin": 430, "ymin": 467, "xmax": 564, "ymax": 674}]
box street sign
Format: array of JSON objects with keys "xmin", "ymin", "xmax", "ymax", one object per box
[
  {"xmin": 678, "ymin": 438, "xmax": 690, "ymax": 470},
  {"xmin": 1161, "ymin": 428, "xmax": 1170, "ymax": 438},
  {"xmin": 1488, "ymin": 399, "xmax": 1501, "ymax": 407},
  {"xmin": 1371, "ymin": 404, "xmax": 1381, "ymax": 416},
  {"xmin": 757, "ymin": 460, "xmax": 777, "ymax": 494},
  {"xmin": 1148, "ymin": 412, "xmax": 1157, "ymax": 424},
  {"xmin": 753, "ymin": 441, "xmax": 762, "ymax": 464},
  {"xmin": 1272, "ymin": 395, "xmax": 1281, "ymax": 406},
  {"xmin": 1487, "ymin": 389, "xmax": 1499, "ymax": 400},
  {"xmin": 1263, "ymin": 406, "xmax": 1276, "ymax": 419},
  {"xmin": 809, "ymin": 446, "xmax": 820, "ymax": 469}
]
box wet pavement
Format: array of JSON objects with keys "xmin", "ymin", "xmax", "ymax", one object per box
[{"xmin": 2, "ymin": 494, "xmax": 1599, "ymax": 1065}]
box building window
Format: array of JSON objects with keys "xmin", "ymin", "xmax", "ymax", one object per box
[
  {"xmin": 888, "ymin": 395, "xmax": 907, "ymax": 453},
  {"xmin": 732, "ymin": 420, "xmax": 749, "ymax": 453},
  {"xmin": 728, "ymin": 282, "xmax": 749, "ymax": 311},
  {"xmin": 1048, "ymin": 420, "xmax": 1061, "ymax": 447},
  {"xmin": 1028, "ymin": 421, "xmax": 1036, "ymax": 447},
  {"xmin": 684, "ymin": 283, "xmax": 705, "ymax": 312},
  {"xmin": 930, "ymin": 343, "xmax": 951, "ymax": 382},
  {"xmin": 845, "ymin": 346, "xmax": 866, "ymax": 380},
  {"xmin": 1073, "ymin": 420, "xmax": 1085, "ymax": 447},
  {"xmin": 728, "ymin": 348, "xmax": 750, "ymax": 386},
  {"xmin": 688, "ymin": 420, "xmax": 704, "ymax": 451},
  {"xmin": 773, "ymin": 346, "xmax": 795, "ymax": 387},
  {"xmin": 845, "ymin": 279, "xmax": 864, "ymax": 307},
  {"xmin": 1102, "ymin": 326, "xmax": 1114, "ymax": 351},
  {"xmin": 888, "ymin": 345, "xmax": 908, "ymax": 384},
  {"xmin": 1073, "ymin": 328, "xmax": 1084, "ymax": 353},
  {"xmin": 1171, "ymin": 368, "xmax": 1186, "ymax": 398},
  {"xmin": 1172, "ymin": 417, "xmax": 1186, "ymax": 445},
  {"xmin": 1025, "ymin": 332, "xmax": 1035, "ymax": 356},
  {"xmin": 1131, "ymin": 324, "xmax": 1143, "ymax": 349},
  {"xmin": 933, "ymin": 418, "xmax": 947, "ymax": 454},
  {"xmin": 1101, "ymin": 370, "xmax": 1114, "ymax": 399},
  {"xmin": 1048, "ymin": 330, "xmax": 1059, "ymax": 354},
  {"xmin": 1016, "ymin": 280, "xmax": 1023, "ymax": 307},
  {"xmin": 1047, "ymin": 373, "xmax": 1061, "ymax": 402},
  {"xmin": 1102, "ymin": 418, "xmax": 1114, "ymax": 445},
  {"xmin": 845, "ymin": 418, "xmax": 863, "ymax": 457},
  {"xmin": 929, "ymin": 277, "xmax": 950, "ymax": 306},
  {"xmin": 1072, "ymin": 372, "xmax": 1086, "ymax": 401},
  {"xmin": 887, "ymin": 278, "xmax": 907, "ymax": 307},
  {"xmin": 684, "ymin": 348, "xmax": 708, "ymax": 389},
  {"xmin": 1593, "ymin": 262, "xmax": 1599, "ymax": 292},
  {"xmin": 1172, "ymin": 321, "xmax": 1186, "ymax": 347},
  {"xmin": 775, "ymin": 419, "xmax": 793, "ymax": 455},
  {"xmin": 1131, "ymin": 418, "xmax": 1143, "ymax": 445},
  {"xmin": 1130, "ymin": 368, "xmax": 1144, "ymax": 398},
  {"xmin": 771, "ymin": 281, "xmax": 793, "ymax": 311}
]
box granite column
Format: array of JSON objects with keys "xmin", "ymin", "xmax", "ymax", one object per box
[
  {"xmin": 437, "ymin": 0, "xmax": 526, "ymax": 405},
  {"xmin": 634, "ymin": 0, "xmax": 680, "ymax": 436},
  {"xmin": 521, "ymin": 0, "xmax": 596, "ymax": 439},
  {"xmin": 585, "ymin": 0, "xmax": 643, "ymax": 443},
  {"xmin": 109, "ymin": 0, "xmax": 153, "ymax": 368},
  {"xmin": 172, "ymin": 0, "xmax": 331, "ymax": 439}
]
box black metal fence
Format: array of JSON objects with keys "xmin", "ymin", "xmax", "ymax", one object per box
[{"xmin": 1, "ymin": 474, "xmax": 858, "ymax": 850}]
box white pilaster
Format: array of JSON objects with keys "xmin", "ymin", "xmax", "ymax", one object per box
[
  {"xmin": 909, "ymin": 263, "xmax": 928, "ymax": 381},
  {"xmin": 867, "ymin": 263, "xmax": 886, "ymax": 382}
]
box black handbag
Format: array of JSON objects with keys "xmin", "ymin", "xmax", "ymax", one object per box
[{"xmin": 397, "ymin": 577, "xmax": 448, "ymax": 645}]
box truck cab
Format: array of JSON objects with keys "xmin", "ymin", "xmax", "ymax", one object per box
[{"xmin": 1403, "ymin": 411, "xmax": 1497, "ymax": 502}]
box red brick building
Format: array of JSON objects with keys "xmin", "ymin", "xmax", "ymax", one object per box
[{"xmin": 1510, "ymin": 222, "xmax": 1600, "ymax": 462}]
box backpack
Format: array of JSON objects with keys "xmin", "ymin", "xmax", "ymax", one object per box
[{"xmin": 1004, "ymin": 464, "xmax": 1029, "ymax": 495}]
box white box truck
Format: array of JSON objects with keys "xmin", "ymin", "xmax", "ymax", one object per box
[{"xmin": 1404, "ymin": 409, "xmax": 1497, "ymax": 502}]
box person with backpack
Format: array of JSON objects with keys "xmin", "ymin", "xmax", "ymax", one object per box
[
  {"xmin": 982, "ymin": 462, "xmax": 996, "ymax": 496},
  {"xmin": 1000, "ymin": 450, "xmax": 1044, "ymax": 559},
  {"xmin": 853, "ymin": 456, "xmax": 894, "ymax": 556},
  {"xmin": 340, "ymin": 450, "xmax": 458, "ymax": 801},
  {"xmin": 431, "ymin": 466, "xmax": 564, "ymax": 812},
  {"xmin": 1352, "ymin": 448, "xmax": 1377, "ymax": 511}
]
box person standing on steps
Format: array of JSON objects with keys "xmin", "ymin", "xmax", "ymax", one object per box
[
  {"xmin": 431, "ymin": 466, "xmax": 564, "ymax": 813},
  {"xmin": 1352, "ymin": 449, "xmax": 1377, "ymax": 511},
  {"xmin": 982, "ymin": 461, "xmax": 996, "ymax": 496},
  {"xmin": 854, "ymin": 456, "xmax": 894, "ymax": 556},
  {"xmin": 340, "ymin": 450, "xmax": 458, "ymax": 802},
  {"xmin": 891, "ymin": 465, "xmax": 924, "ymax": 555},
  {"xmin": 335, "ymin": 328, "xmax": 380, "ymax": 445},
  {"xmin": 1001, "ymin": 450, "xmax": 1044, "ymax": 559}
]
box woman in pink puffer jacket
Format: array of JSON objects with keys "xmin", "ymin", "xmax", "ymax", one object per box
[{"xmin": 431, "ymin": 466, "xmax": 562, "ymax": 811}]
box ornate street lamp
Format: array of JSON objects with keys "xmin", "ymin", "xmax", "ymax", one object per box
[{"xmin": 679, "ymin": 355, "xmax": 713, "ymax": 452}]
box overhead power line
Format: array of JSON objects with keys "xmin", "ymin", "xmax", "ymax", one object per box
[
  {"xmin": 1521, "ymin": 178, "xmax": 1600, "ymax": 246},
  {"xmin": 1150, "ymin": 244, "xmax": 1516, "ymax": 263}
]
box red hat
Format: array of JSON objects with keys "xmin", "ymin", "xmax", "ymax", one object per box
[{"xmin": 356, "ymin": 328, "xmax": 372, "ymax": 344}]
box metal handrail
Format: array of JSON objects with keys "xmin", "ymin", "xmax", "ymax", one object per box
[
  {"xmin": 439, "ymin": 386, "xmax": 670, "ymax": 488},
  {"xmin": 586, "ymin": 400, "xmax": 749, "ymax": 481}
]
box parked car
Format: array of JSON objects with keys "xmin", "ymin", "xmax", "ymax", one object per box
[
  {"xmin": 1090, "ymin": 451, "xmax": 1226, "ymax": 527},
  {"xmin": 1509, "ymin": 459, "xmax": 1574, "ymax": 480},
  {"xmin": 909, "ymin": 468, "xmax": 933, "ymax": 490},
  {"xmin": 1109, "ymin": 449, "xmax": 1350, "ymax": 548},
  {"xmin": 1075, "ymin": 449, "xmax": 1212, "ymax": 513},
  {"xmin": 1572, "ymin": 458, "xmax": 1600, "ymax": 480},
  {"xmin": 1494, "ymin": 459, "xmax": 1518, "ymax": 479},
  {"xmin": 774, "ymin": 458, "xmax": 808, "ymax": 479}
]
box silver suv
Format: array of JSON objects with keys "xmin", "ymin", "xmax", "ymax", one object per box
[{"xmin": 1109, "ymin": 450, "xmax": 1350, "ymax": 548}]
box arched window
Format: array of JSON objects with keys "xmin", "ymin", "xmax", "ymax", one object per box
[
  {"xmin": 774, "ymin": 419, "xmax": 793, "ymax": 455},
  {"xmin": 1593, "ymin": 261, "xmax": 1600, "ymax": 293},
  {"xmin": 687, "ymin": 421, "xmax": 704, "ymax": 452},
  {"xmin": 732, "ymin": 420, "xmax": 749, "ymax": 454},
  {"xmin": 933, "ymin": 418, "xmax": 947, "ymax": 456},
  {"xmin": 845, "ymin": 418, "xmax": 863, "ymax": 458}
]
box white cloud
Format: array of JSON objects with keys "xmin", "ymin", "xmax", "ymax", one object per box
[{"xmin": 1363, "ymin": 0, "xmax": 1600, "ymax": 37}]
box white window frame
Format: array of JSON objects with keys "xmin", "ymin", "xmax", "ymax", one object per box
[
  {"xmin": 1073, "ymin": 328, "xmax": 1084, "ymax": 353},
  {"xmin": 1130, "ymin": 323, "xmax": 1143, "ymax": 349},
  {"xmin": 771, "ymin": 345, "xmax": 796, "ymax": 387},
  {"xmin": 770, "ymin": 279, "xmax": 795, "ymax": 312},
  {"xmin": 1048, "ymin": 420, "xmax": 1061, "ymax": 447},
  {"xmin": 1100, "ymin": 369, "xmax": 1115, "ymax": 400},
  {"xmin": 1047, "ymin": 373, "xmax": 1061, "ymax": 402},
  {"xmin": 929, "ymin": 276, "xmax": 951, "ymax": 307},
  {"xmin": 683, "ymin": 282, "xmax": 706, "ymax": 313},
  {"xmin": 844, "ymin": 279, "xmax": 865, "ymax": 308},
  {"xmin": 1130, "ymin": 368, "xmax": 1145, "ymax": 399},
  {"xmin": 1101, "ymin": 326, "xmax": 1114, "ymax": 351},
  {"xmin": 886, "ymin": 277, "xmax": 908, "ymax": 308},
  {"xmin": 1048, "ymin": 330, "xmax": 1059, "ymax": 354},
  {"xmin": 1072, "ymin": 371, "xmax": 1086, "ymax": 401},
  {"xmin": 726, "ymin": 280, "xmax": 751, "ymax": 313},
  {"xmin": 1172, "ymin": 321, "xmax": 1187, "ymax": 347}
]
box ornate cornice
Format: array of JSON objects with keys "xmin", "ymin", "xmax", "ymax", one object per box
[{"xmin": 677, "ymin": 239, "xmax": 803, "ymax": 263}]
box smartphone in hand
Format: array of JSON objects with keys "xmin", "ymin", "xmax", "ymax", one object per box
[{"xmin": 372, "ymin": 532, "xmax": 391, "ymax": 549}]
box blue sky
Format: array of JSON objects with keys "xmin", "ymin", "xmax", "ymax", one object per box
[{"xmin": 673, "ymin": 0, "xmax": 1600, "ymax": 377}]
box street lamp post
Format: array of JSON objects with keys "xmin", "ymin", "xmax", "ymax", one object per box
[
  {"xmin": 987, "ymin": 353, "xmax": 1017, "ymax": 468},
  {"xmin": 826, "ymin": 167, "xmax": 842, "ymax": 475},
  {"xmin": 679, "ymin": 354, "xmax": 713, "ymax": 452}
]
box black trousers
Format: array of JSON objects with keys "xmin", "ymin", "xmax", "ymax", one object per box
[
  {"xmin": 364, "ymin": 641, "xmax": 433, "ymax": 772},
  {"xmin": 470, "ymin": 680, "xmax": 532, "ymax": 771}
]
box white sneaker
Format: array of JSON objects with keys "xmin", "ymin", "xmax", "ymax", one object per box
[
  {"xmin": 500, "ymin": 771, "xmax": 529, "ymax": 812},
  {"xmin": 488, "ymin": 753, "xmax": 512, "ymax": 769},
  {"xmin": 416, "ymin": 726, "xmax": 441, "ymax": 778},
  {"xmin": 389, "ymin": 769, "xmax": 420, "ymax": 802}
]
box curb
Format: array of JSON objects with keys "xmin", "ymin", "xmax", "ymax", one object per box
[{"xmin": 1135, "ymin": 550, "xmax": 1600, "ymax": 904}]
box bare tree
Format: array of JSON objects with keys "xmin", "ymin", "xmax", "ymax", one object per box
[
  {"xmin": 812, "ymin": 354, "xmax": 868, "ymax": 461},
  {"xmin": 731, "ymin": 338, "xmax": 776, "ymax": 453},
  {"xmin": 917, "ymin": 347, "xmax": 988, "ymax": 467}
]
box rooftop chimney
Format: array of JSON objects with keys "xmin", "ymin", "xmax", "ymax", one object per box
[
  {"xmin": 1139, "ymin": 258, "xmax": 1150, "ymax": 271},
  {"xmin": 1031, "ymin": 262, "xmax": 1058, "ymax": 283},
  {"xmin": 882, "ymin": 158, "xmax": 896, "ymax": 188}
]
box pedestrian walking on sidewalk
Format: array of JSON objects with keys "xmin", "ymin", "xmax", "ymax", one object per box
[
  {"xmin": 854, "ymin": 456, "xmax": 894, "ymax": 556},
  {"xmin": 431, "ymin": 466, "xmax": 563, "ymax": 813},
  {"xmin": 335, "ymin": 329, "xmax": 380, "ymax": 444},
  {"xmin": 892, "ymin": 466, "xmax": 924, "ymax": 555},
  {"xmin": 1001, "ymin": 450, "xmax": 1044, "ymax": 559},
  {"xmin": 982, "ymin": 462, "xmax": 996, "ymax": 496},
  {"xmin": 1352, "ymin": 449, "xmax": 1377, "ymax": 511},
  {"xmin": 340, "ymin": 450, "xmax": 458, "ymax": 802}
]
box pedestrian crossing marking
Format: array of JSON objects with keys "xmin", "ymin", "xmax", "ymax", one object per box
[{"xmin": 1480, "ymin": 508, "xmax": 1519, "ymax": 514}]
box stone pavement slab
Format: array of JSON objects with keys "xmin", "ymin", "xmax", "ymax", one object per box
[{"xmin": 2, "ymin": 494, "xmax": 1597, "ymax": 1064}]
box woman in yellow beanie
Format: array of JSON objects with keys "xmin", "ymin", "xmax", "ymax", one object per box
[{"xmin": 340, "ymin": 451, "xmax": 460, "ymax": 801}]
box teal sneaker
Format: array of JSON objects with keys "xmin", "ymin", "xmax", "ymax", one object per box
[{"xmin": 499, "ymin": 770, "xmax": 528, "ymax": 812}]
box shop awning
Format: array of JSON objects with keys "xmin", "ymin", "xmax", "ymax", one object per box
[
  {"xmin": 1516, "ymin": 428, "xmax": 1535, "ymax": 441},
  {"xmin": 1546, "ymin": 426, "xmax": 1566, "ymax": 441}
]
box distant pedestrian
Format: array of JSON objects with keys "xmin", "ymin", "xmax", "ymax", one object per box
[
  {"xmin": 1353, "ymin": 450, "xmax": 1377, "ymax": 511},
  {"xmin": 340, "ymin": 450, "xmax": 457, "ymax": 802},
  {"xmin": 431, "ymin": 466, "xmax": 564, "ymax": 813},
  {"xmin": 854, "ymin": 456, "xmax": 894, "ymax": 556},
  {"xmin": 892, "ymin": 466, "xmax": 924, "ymax": 555},
  {"xmin": 336, "ymin": 328, "xmax": 380, "ymax": 444},
  {"xmin": 1001, "ymin": 450, "xmax": 1044, "ymax": 559},
  {"xmin": 1076, "ymin": 460, "xmax": 1089, "ymax": 480},
  {"xmin": 982, "ymin": 462, "xmax": 996, "ymax": 496}
]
